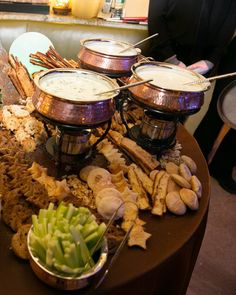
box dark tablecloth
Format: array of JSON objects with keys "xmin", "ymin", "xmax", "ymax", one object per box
[{"xmin": 0, "ymin": 124, "xmax": 210, "ymax": 295}]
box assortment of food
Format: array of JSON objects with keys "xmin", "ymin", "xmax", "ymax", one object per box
[{"xmin": 0, "ymin": 42, "xmax": 205, "ymax": 290}]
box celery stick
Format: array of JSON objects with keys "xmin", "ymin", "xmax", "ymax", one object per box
[
  {"xmin": 78, "ymin": 207, "xmax": 90, "ymax": 215},
  {"xmin": 48, "ymin": 202, "xmax": 54, "ymax": 211},
  {"xmin": 86, "ymin": 214, "xmax": 96, "ymax": 224},
  {"xmin": 32, "ymin": 215, "xmax": 39, "ymax": 236},
  {"xmin": 56, "ymin": 219, "xmax": 69, "ymax": 233},
  {"xmin": 61, "ymin": 240, "xmax": 71, "ymax": 253},
  {"xmin": 46, "ymin": 248, "xmax": 54, "ymax": 267},
  {"xmin": 71, "ymin": 214, "xmax": 86, "ymax": 226},
  {"xmin": 70, "ymin": 226, "xmax": 95, "ymax": 267},
  {"xmin": 65, "ymin": 203, "xmax": 75, "ymax": 221},
  {"xmin": 85, "ymin": 232, "xmax": 99, "ymax": 250},
  {"xmin": 30, "ymin": 235, "xmax": 46, "ymax": 263},
  {"xmin": 45, "ymin": 203, "xmax": 55, "ymax": 221},
  {"xmin": 97, "ymin": 223, "xmax": 106, "ymax": 236},
  {"xmin": 56, "ymin": 202, "xmax": 67, "ymax": 218},
  {"xmin": 46, "ymin": 210, "xmax": 55, "ymax": 223},
  {"xmin": 42, "ymin": 218, "xmax": 48, "ymax": 235},
  {"xmin": 70, "ymin": 243, "xmax": 79, "ymax": 267},
  {"xmin": 43, "ymin": 233, "xmax": 52, "ymax": 249},
  {"xmin": 65, "ymin": 253, "xmax": 76, "ymax": 268},
  {"xmin": 90, "ymin": 223, "xmax": 106, "ymax": 254},
  {"xmin": 81, "ymin": 221, "xmax": 98, "ymax": 238},
  {"xmin": 75, "ymin": 243, "xmax": 84, "ymax": 267},
  {"xmin": 38, "ymin": 209, "xmax": 47, "ymax": 224},
  {"xmin": 54, "ymin": 239, "xmax": 65, "ymax": 264},
  {"xmin": 37, "ymin": 224, "xmax": 45, "ymax": 238}
]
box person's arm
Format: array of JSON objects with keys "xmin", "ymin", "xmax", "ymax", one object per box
[{"xmin": 148, "ymin": 0, "xmax": 176, "ymax": 61}]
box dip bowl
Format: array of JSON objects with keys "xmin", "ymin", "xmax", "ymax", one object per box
[
  {"xmin": 32, "ymin": 68, "xmax": 119, "ymax": 126},
  {"xmin": 78, "ymin": 38, "xmax": 140, "ymax": 77},
  {"xmin": 128, "ymin": 61, "xmax": 211, "ymax": 114}
]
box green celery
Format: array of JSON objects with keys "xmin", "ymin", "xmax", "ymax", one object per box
[
  {"xmin": 30, "ymin": 234, "xmax": 46, "ymax": 263},
  {"xmin": 78, "ymin": 207, "xmax": 90, "ymax": 215},
  {"xmin": 70, "ymin": 243, "xmax": 79, "ymax": 267},
  {"xmin": 90, "ymin": 223, "xmax": 106, "ymax": 254},
  {"xmin": 56, "ymin": 202, "xmax": 67, "ymax": 218},
  {"xmin": 70, "ymin": 226, "xmax": 95, "ymax": 268},
  {"xmin": 64, "ymin": 248, "xmax": 77, "ymax": 269},
  {"xmin": 47, "ymin": 202, "xmax": 54, "ymax": 211},
  {"xmin": 75, "ymin": 243, "xmax": 84, "ymax": 267},
  {"xmin": 37, "ymin": 224, "xmax": 46, "ymax": 238},
  {"xmin": 80, "ymin": 221, "xmax": 98, "ymax": 238},
  {"xmin": 84, "ymin": 231, "xmax": 99, "ymax": 250},
  {"xmin": 32, "ymin": 215, "xmax": 39, "ymax": 236},
  {"xmin": 70, "ymin": 214, "xmax": 87, "ymax": 226},
  {"xmin": 54, "ymin": 239, "xmax": 65, "ymax": 264},
  {"xmin": 61, "ymin": 240, "xmax": 71, "ymax": 252},
  {"xmin": 42, "ymin": 218, "xmax": 48, "ymax": 235},
  {"xmin": 86, "ymin": 214, "xmax": 96, "ymax": 224},
  {"xmin": 46, "ymin": 248, "xmax": 54, "ymax": 267},
  {"xmin": 65, "ymin": 203, "xmax": 75, "ymax": 221},
  {"xmin": 38, "ymin": 209, "xmax": 47, "ymax": 224}
]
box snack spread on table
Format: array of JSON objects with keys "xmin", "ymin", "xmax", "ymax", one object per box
[{"xmin": 0, "ymin": 44, "xmax": 203, "ymax": 287}]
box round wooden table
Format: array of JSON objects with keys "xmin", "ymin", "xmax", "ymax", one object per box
[{"xmin": 0, "ymin": 124, "xmax": 210, "ymax": 295}]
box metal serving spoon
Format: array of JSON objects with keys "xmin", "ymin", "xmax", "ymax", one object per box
[
  {"xmin": 96, "ymin": 78, "xmax": 153, "ymax": 96},
  {"xmin": 91, "ymin": 201, "xmax": 138, "ymax": 290},
  {"xmin": 118, "ymin": 33, "xmax": 159, "ymax": 54},
  {"xmin": 184, "ymin": 72, "xmax": 236, "ymax": 85}
]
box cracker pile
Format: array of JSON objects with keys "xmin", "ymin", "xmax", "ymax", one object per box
[
  {"xmin": 1, "ymin": 104, "xmax": 47, "ymax": 152},
  {"xmin": 0, "ymin": 130, "xmax": 51, "ymax": 232}
]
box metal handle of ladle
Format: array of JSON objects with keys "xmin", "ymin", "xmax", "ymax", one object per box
[
  {"xmin": 92, "ymin": 201, "xmax": 138, "ymax": 290},
  {"xmin": 118, "ymin": 33, "xmax": 159, "ymax": 54},
  {"xmin": 96, "ymin": 79, "xmax": 153, "ymax": 96}
]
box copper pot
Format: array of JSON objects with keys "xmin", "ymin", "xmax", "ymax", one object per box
[
  {"xmin": 128, "ymin": 62, "xmax": 211, "ymax": 114},
  {"xmin": 32, "ymin": 68, "xmax": 118, "ymax": 126},
  {"xmin": 78, "ymin": 38, "xmax": 140, "ymax": 77}
]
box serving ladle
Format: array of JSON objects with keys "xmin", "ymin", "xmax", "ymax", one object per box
[
  {"xmin": 184, "ymin": 72, "xmax": 236, "ymax": 85},
  {"xmin": 96, "ymin": 78, "xmax": 153, "ymax": 96},
  {"xmin": 118, "ymin": 32, "xmax": 159, "ymax": 54}
]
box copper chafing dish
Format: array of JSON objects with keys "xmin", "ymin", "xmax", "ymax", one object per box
[
  {"xmin": 32, "ymin": 68, "xmax": 119, "ymax": 126},
  {"xmin": 78, "ymin": 38, "xmax": 140, "ymax": 77},
  {"xmin": 128, "ymin": 61, "xmax": 211, "ymax": 114}
]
